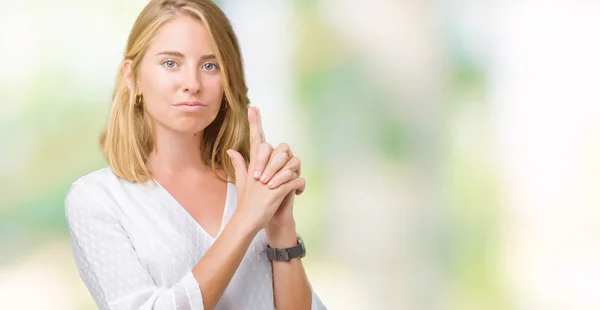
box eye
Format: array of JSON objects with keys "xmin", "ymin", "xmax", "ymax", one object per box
[
  {"xmin": 162, "ymin": 60, "xmax": 178, "ymax": 69},
  {"xmin": 202, "ymin": 62, "xmax": 219, "ymax": 71}
]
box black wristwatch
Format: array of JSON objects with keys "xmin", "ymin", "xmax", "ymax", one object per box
[{"xmin": 266, "ymin": 235, "xmax": 306, "ymax": 262}]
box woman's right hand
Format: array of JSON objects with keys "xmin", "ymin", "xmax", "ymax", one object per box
[{"xmin": 226, "ymin": 107, "xmax": 305, "ymax": 233}]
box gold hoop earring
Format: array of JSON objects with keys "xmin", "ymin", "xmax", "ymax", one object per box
[{"xmin": 135, "ymin": 94, "xmax": 143, "ymax": 106}]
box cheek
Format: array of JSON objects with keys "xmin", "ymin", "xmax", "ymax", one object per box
[
  {"xmin": 138, "ymin": 67, "xmax": 175, "ymax": 115},
  {"xmin": 141, "ymin": 66, "xmax": 177, "ymax": 94},
  {"xmin": 205, "ymin": 75, "xmax": 224, "ymax": 102},
  {"xmin": 206, "ymin": 77, "xmax": 225, "ymax": 119}
]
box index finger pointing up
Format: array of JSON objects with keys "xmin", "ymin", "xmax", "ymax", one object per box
[{"xmin": 249, "ymin": 106, "xmax": 266, "ymax": 159}]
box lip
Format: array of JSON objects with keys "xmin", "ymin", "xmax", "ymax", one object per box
[{"xmin": 173, "ymin": 101, "xmax": 208, "ymax": 111}]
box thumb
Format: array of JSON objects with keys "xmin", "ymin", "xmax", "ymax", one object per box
[{"xmin": 226, "ymin": 149, "xmax": 248, "ymax": 183}]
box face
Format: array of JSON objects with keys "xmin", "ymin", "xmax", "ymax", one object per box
[{"xmin": 126, "ymin": 14, "xmax": 224, "ymax": 135}]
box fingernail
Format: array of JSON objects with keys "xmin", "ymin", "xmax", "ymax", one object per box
[
  {"xmin": 268, "ymin": 180, "xmax": 275, "ymax": 188},
  {"xmin": 253, "ymin": 170, "xmax": 260, "ymax": 179},
  {"xmin": 248, "ymin": 107, "xmax": 253, "ymax": 116},
  {"xmin": 260, "ymin": 174, "xmax": 268, "ymax": 182}
]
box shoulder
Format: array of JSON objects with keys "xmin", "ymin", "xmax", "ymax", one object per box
[
  {"xmin": 66, "ymin": 167, "xmax": 118, "ymax": 200},
  {"xmin": 64, "ymin": 167, "xmax": 130, "ymax": 219}
]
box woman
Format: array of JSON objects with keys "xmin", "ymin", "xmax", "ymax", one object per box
[{"xmin": 64, "ymin": 0, "xmax": 326, "ymax": 309}]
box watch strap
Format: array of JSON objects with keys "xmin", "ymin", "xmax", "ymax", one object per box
[{"xmin": 266, "ymin": 238, "xmax": 305, "ymax": 261}]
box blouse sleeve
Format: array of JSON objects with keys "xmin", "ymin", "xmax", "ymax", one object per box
[
  {"xmin": 65, "ymin": 179, "xmax": 204, "ymax": 310},
  {"xmin": 310, "ymin": 282, "xmax": 327, "ymax": 309}
]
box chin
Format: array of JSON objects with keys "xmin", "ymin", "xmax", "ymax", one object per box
[
  {"xmin": 172, "ymin": 119, "xmax": 213, "ymax": 135},
  {"xmin": 173, "ymin": 125, "xmax": 208, "ymax": 135}
]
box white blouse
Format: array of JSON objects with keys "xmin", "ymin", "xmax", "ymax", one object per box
[{"xmin": 65, "ymin": 167, "xmax": 326, "ymax": 310}]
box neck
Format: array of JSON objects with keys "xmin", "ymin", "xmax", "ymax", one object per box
[{"xmin": 147, "ymin": 127, "xmax": 210, "ymax": 176}]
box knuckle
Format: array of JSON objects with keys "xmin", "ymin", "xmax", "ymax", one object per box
[
  {"xmin": 279, "ymin": 151, "xmax": 289, "ymax": 161},
  {"xmin": 277, "ymin": 149, "xmax": 291, "ymax": 161},
  {"xmin": 292, "ymin": 156, "xmax": 301, "ymax": 166},
  {"xmin": 258, "ymin": 145, "xmax": 272, "ymax": 159},
  {"xmin": 261, "ymin": 143, "xmax": 273, "ymax": 151}
]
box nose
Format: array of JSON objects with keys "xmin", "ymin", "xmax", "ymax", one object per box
[{"xmin": 183, "ymin": 67, "xmax": 202, "ymax": 94}]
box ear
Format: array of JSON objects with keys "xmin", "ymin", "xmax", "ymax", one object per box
[{"xmin": 123, "ymin": 59, "xmax": 135, "ymax": 92}]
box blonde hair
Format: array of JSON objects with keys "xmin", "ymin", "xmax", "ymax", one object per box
[{"xmin": 100, "ymin": 0, "xmax": 250, "ymax": 183}]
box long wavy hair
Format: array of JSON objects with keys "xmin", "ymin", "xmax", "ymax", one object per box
[{"xmin": 100, "ymin": 0, "xmax": 250, "ymax": 183}]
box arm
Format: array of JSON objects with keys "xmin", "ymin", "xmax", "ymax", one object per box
[
  {"xmin": 244, "ymin": 107, "xmax": 326, "ymax": 309},
  {"xmin": 190, "ymin": 212, "xmax": 257, "ymax": 310},
  {"xmin": 65, "ymin": 180, "xmax": 257, "ymax": 310},
  {"xmin": 267, "ymin": 222, "xmax": 327, "ymax": 310}
]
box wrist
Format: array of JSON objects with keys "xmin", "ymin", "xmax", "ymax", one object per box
[
  {"xmin": 267, "ymin": 216, "xmax": 296, "ymax": 230},
  {"xmin": 229, "ymin": 212, "xmax": 261, "ymax": 239},
  {"xmin": 266, "ymin": 221, "xmax": 297, "ymax": 248}
]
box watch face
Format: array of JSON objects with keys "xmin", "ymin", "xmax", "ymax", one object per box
[{"xmin": 297, "ymin": 235, "xmax": 306, "ymax": 257}]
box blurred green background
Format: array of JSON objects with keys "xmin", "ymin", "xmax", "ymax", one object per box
[{"xmin": 2, "ymin": 0, "xmax": 600, "ymax": 309}]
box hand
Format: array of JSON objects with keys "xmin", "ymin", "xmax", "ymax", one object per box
[
  {"xmin": 256, "ymin": 143, "xmax": 302, "ymax": 229},
  {"xmin": 249, "ymin": 108, "xmax": 304, "ymax": 193},
  {"xmin": 226, "ymin": 107, "xmax": 305, "ymax": 232},
  {"xmin": 245, "ymin": 108, "xmax": 304, "ymax": 228}
]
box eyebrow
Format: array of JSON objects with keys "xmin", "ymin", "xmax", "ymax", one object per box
[{"xmin": 155, "ymin": 51, "xmax": 216, "ymax": 60}]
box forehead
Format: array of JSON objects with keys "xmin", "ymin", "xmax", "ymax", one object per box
[{"xmin": 147, "ymin": 14, "xmax": 215, "ymax": 56}]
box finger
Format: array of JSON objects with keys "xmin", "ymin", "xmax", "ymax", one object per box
[
  {"xmin": 259, "ymin": 148, "xmax": 291, "ymax": 184},
  {"xmin": 251, "ymin": 143, "xmax": 273, "ymax": 179},
  {"xmin": 259, "ymin": 143, "xmax": 292, "ymax": 183},
  {"xmin": 248, "ymin": 107, "xmax": 266, "ymax": 160},
  {"xmin": 266, "ymin": 157, "xmax": 300, "ymax": 189},
  {"xmin": 277, "ymin": 177, "xmax": 306, "ymax": 196},
  {"xmin": 226, "ymin": 149, "xmax": 248, "ymax": 186},
  {"xmin": 267, "ymin": 156, "xmax": 305, "ymax": 194},
  {"xmin": 286, "ymin": 148, "xmax": 300, "ymax": 176},
  {"xmin": 267, "ymin": 169, "xmax": 297, "ymax": 189},
  {"xmin": 257, "ymin": 107, "xmax": 266, "ymax": 142},
  {"xmin": 295, "ymin": 182, "xmax": 306, "ymax": 195}
]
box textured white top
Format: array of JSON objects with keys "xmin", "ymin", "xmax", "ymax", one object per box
[{"xmin": 65, "ymin": 167, "xmax": 326, "ymax": 310}]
